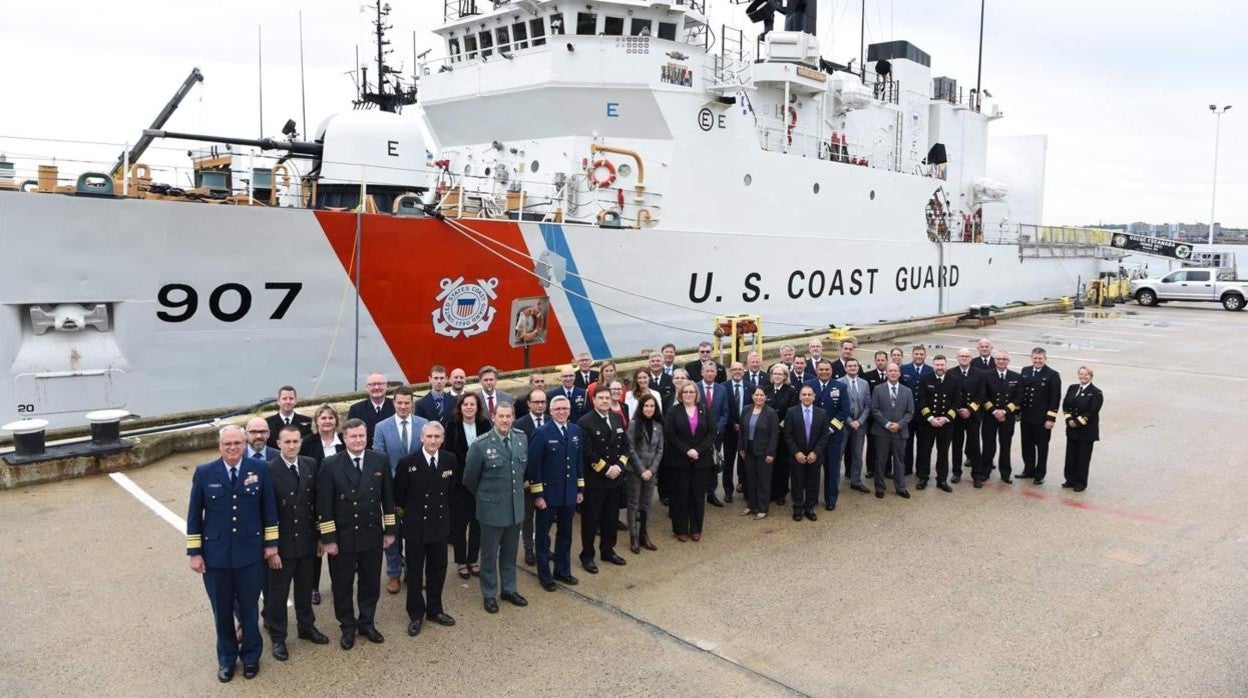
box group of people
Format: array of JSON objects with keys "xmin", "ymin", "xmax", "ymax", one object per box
[{"xmin": 186, "ymin": 337, "xmax": 1104, "ymax": 681}]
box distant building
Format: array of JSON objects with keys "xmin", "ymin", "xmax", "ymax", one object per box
[{"xmin": 1094, "ymin": 221, "xmax": 1245, "ymax": 244}]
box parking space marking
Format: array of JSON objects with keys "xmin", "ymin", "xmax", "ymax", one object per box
[
  {"xmin": 932, "ymin": 332, "xmax": 1122, "ymax": 353},
  {"xmin": 1001, "ymin": 321, "xmax": 1164, "ymax": 339},
  {"xmin": 990, "ymin": 327, "xmax": 1147, "ymax": 344},
  {"xmin": 110, "ymin": 472, "xmax": 185, "ymax": 532}
]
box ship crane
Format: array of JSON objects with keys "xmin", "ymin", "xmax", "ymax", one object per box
[{"xmin": 108, "ymin": 67, "xmax": 204, "ymax": 177}]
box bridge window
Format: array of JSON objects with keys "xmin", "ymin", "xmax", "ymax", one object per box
[
  {"xmin": 549, "ymin": 13, "xmax": 564, "ymax": 35},
  {"xmin": 495, "ymin": 26, "xmax": 511, "ymax": 53},
  {"xmin": 512, "ymin": 21, "xmax": 528, "ymax": 49},
  {"xmin": 463, "ymin": 34, "xmax": 478, "ymax": 60},
  {"xmin": 448, "ymin": 38, "xmax": 462, "ymax": 62},
  {"xmin": 604, "ymin": 16, "xmax": 624, "ymax": 36},
  {"xmin": 658, "ymin": 22, "xmax": 678, "ymax": 41},
  {"xmin": 576, "ymin": 12, "xmax": 597, "ymax": 35},
  {"xmin": 630, "ymin": 18, "xmax": 652, "ymax": 36},
  {"xmin": 530, "ymin": 18, "xmax": 547, "ymax": 45},
  {"xmin": 478, "ymin": 30, "xmax": 494, "ymax": 58}
]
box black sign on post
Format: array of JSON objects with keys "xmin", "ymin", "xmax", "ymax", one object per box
[{"xmin": 1109, "ymin": 232, "xmax": 1194, "ymax": 261}]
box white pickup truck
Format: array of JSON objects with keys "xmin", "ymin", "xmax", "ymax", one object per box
[{"xmin": 1129, "ymin": 267, "xmax": 1248, "ymax": 311}]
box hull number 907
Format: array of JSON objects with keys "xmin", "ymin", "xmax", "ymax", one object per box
[{"xmin": 157, "ymin": 282, "xmax": 303, "ymax": 323}]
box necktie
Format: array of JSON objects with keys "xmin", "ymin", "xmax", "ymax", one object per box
[
  {"xmin": 353, "ymin": 456, "xmax": 362, "ymax": 473},
  {"xmin": 733, "ymin": 382, "xmax": 741, "ymax": 411},
  {"xmin": 229, "ymin": 466, "xmax": 237, "ymax": 487},
  {"xmin": 938, "ymin": 375, "xmax": 943, "ymax": 384},
  {"xmin": 804, "ymin": 408, "xmax": 812, "ymax": 440},
  {"xmin": 399, "ymin": 419, "xmax": 409, "ymax": 453},
  {"xmin": 850, "ymin": 380, "xmax": 857, "ymax": 402},
  {"xmin": 430, "ymin": 455, "xmax": 437, "ymax": 470},
  {"xmin": 289, "ymin": 462, "xmax": 299, "ymax": 482},
  {"xmin": 558, "ymin": 424, "xmax": 566, "ymax": 439},
  {"xmin": 502, "ymin": 435, "xmax": 511, "ymax": 454},
  {"xmin": 435, "ymin": 396, "xmax": 444, "ymax": 416},
  {"xmin": 535, "ymin": 416, "xmax": 543, "ymax": 427},
  {"xmin": 488, "ymin": 394, "xmax": 496, "ymax": 415},
  {"xmin": 284, "ymin": 416, "xmax": 291, "ymax": 426},
  {"xmin": 665, "ymin": 366, "xmax": 672, "ymax": 376},
  {"xmin": 890, "ymin": 386, "xmax": 897, "ymax": 402},
  {"xmin": 1000, "ymin": 372, "xmax": 1006, "ymax": 381},
  {"xmin": 705, "ymin": 385, "xmax": 713, "ymax": 407},
  {"xmin": 375, "ymin": 404, "xmax": 381, "ymax": 415}
]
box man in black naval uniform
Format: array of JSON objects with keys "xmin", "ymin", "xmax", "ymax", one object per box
[
  {"xmin": 915, "ymin": 355, "xmax": 961, "ymax": 492},
  {"xmin": 317, "ymin": 418, "xmax": 396, "ymax": 650},
  {"xmin": 977, "ymin": 352, "xmax": 1022, "ymax": 487},
  {"xmin": 576, "ymin": 387, "xmax": 630, "ymax": 573},
  {"xmin": 266, "ymin": 385, "xmax": 313, "ymax": 447},
  {"xmin": 265, "ymin": 425, "xmax": 329, "ymax": 660},
  {"xmin": 394, "ymin": 421, "xmax": 456, "ymax": 636},
  {"xmin": 1017, "ymin": 347, "xmax": 1062, "ymax": 484},
  {"xmin": 186, "ymin": 425, "xmax": 280, "ymax": 683},
  {"xmin": 950, "ymin": 348, "xmax": 984, "ymax": 482}
]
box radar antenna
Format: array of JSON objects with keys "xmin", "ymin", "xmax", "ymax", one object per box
[{"xmin": 354, "ymin": 1, "xmax": 417, "ymax": 113}]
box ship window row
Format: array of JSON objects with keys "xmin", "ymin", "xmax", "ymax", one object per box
[{"xmin": 446, "ymin": 13, "xmax": 675, "ymax": 62}]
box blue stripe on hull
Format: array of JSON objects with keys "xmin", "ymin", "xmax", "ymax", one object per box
[{"xmin": 539, "ymin": 223, "xmax": 611, "ymax": 359}]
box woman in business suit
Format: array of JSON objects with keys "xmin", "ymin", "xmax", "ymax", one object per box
[
  {"xmin": 1062, "ymin": 366, "xmax": 1103, "ymax": 492},
  {"xmin": 738, "ymin": 386, "xmax": 780, "ymax": 519},
  {"xmin": 762, "ymin": 363, "xmax": 797, "ymax": 506},
  {"xmin": 298, "ymin": 404, "xmax": 345, "ymax": 604},
  {"xmin": 625, "ymin": 394, "xmax": 664, "ymax": 553},
  {"xmin": 443, "ymin": 393, "xmax": 492, "ymax": 578},
  {"xmin": 663, "ymin": 383, "xmax": 716, "ymax": 541}
]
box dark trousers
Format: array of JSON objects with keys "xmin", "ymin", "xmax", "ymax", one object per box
[
  {"xmin": 865, "ymin": 429, "xmax": 878, "ymax": 478},
  {"xmin": 741, "ymin": 452, "xmax": 773, "ymax": 513},
  {"xmin": 1019, "ymin": 421, "xmax": 1052, "ymax": 478},
  {"xmin": 265, "ymin": 554, "xmax": 317, "ymax": 642},
  {"xmin": 536, "ymin": 504, "xmax": 575, "ymax": 585},
  {"xmin": 327, "ymin": 547, "xmax": 382, "ymax": 633},
  {"xmin": 403, "ymin": 538, "xmax": 447, "ymax": 621},
  {"xmin": 204, "ymin": 560, "xmax": 265, "ymax": 667},
  {"xmin": 521, "ymin": 494, "xmax": 536, "ymax": 556},
  {"xmin": 1063, "ymin": 439, "xmax": 1095, "ymax": 488},
  {"xmin": 822, "ymin": 430, "xmax": 847, "ymax": 507},
  {"xmin": 874, "ymin": 433, "xmax": 907, "ymax": 493},
  {"xmin": 952, "ymin": 415, "xmax": 980, "ymax": 477},
  {"xmin": 917, "ymin": 424, "xmax": 953, "ymax": 482},
  {"xmin": 979, "ymin": 416, "xmax": 1015, "ymax": 480},
  {"xmin": 668, "ymin": 467, "xmax": 711, "ymax": 535},
  {"xmin": 580, "ymin": 486, "xmax": 622, "ymax": 561},
  {"xmin": 790, "ymin": 455, "xmax": 821, "ymax": 511},
  {"xmin": 449, "ymin": 485, "xmax": 480, "ymax": 566},
  {"xmin": 722, "ymin": 428, "xmax": 741, "ymax": 496},
  {"xmin": 312, "ymin": 555, "xmax": 324, "ymax": 595}
]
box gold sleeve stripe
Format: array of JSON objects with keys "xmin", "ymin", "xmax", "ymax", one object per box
[
  {"xmin": 1077, "ymin": 416, "xmax": 1088, "ymax": 425},
  {"xmin": 264, "ymin": 526, "xmax": 278, "ymax": 533},
  {"xmin": 920, "ymin": 407, "xmax": 931, "ymax": 416},
  {"xmin": 1007, "ymin": 403, "xmax": 1018, "ymax": 412},
  {"xmin": 983, "ymin": 401, "xmax": 993, "ymax": 410},
  {"xmin": 592, "ymin": 459, "xmax": 606, "ymax": 473},
  {"xmin": 186, "ymin": 535, "xmax": 202, "ymax": 549},
  {"xmin": 619, "ymin": 455, "xmax": 629, "ymax": 466},
  {"xmin": 947, "ymin": 410, "xmax": 957, "ymax": 419},
  {"xmin": 383, "ymin": 515, "xmax": 396, "ymax": 526},
  {"xmin": 577, "ymin": 478, "xmax": 586, "ymax": 488},
  {"xmin": 264, "ymin": 529, "xmax": 279, "ymax": 541},
  {"xmin": 830, "ymin": 418, "xmax": 844, "ymax": 430},
  {"xmin": 1046, "ymin": 410, "xmax": 1059, "ymax": 418},
  {"xmin": 318, "ymin": 521, "xmax": 337, "ymax": 533},
  {"xmin": 969, "ymin": 401, "xmax": 980, "ymax": 410},
  {"xmin": 529, "ymin": 483, "xmax": 545, "ymax": 494}
]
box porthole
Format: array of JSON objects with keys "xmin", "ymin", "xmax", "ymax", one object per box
[
  {"xmin": 744, "ymin": 174, "xmax": 752, "ymax": 186},
  {"xmin": 869, "ymin": 190, "xmax": 875, "ymax": 200},
  {"xmin": 618, "ymin": 163, "xmax": 633, "ymax": 178},
  {"xmin": 813, "ymin": 183, "xmax": 820, "ymax": 194},
  {"xmin": 531, "ymin": 160, "xmax": 540, "ymax": 173}
]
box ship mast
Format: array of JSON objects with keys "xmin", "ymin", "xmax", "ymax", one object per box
[{"xmin": 354, "ymin": 1, "xmax": 417, "ymax": 113}]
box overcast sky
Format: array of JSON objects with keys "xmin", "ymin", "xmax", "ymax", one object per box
[{"xmin": 1, "ymin": 0, "xmax": 1244, "ymax": 227}]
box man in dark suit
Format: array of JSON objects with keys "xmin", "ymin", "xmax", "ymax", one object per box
[
  {"xmin": 573, "ymin": 353, "xmax": 600, "ymax": 389},
  {"xmin": 244, "ymin": 417, "xmax": 280, "ymax": 462},
  {"xmin": 414, "ymin": 365, "xmax": 453, "ymax": 428},
  {"xmin": 978, "ymin": 352, "xmax": 1022, "ymax": 487},
  {"xmin": 476, "ymin": 365, "xmax": 515, "ymax": 418},
  {"xmin": 466, "ymin": 406, "xmax": 531, "ymax": 613},
  {"xmin": 526, "ymin": 396, "xmax": 585, "ymax": 592},
  {"xmin": 744, "ymin": 351, "xmax": 766, "ymax": 388},
  {"xmin": 862, "ymin": 350, "xmax": 889, "ymax": 478},
  {"xmin": 722, "ymin": 361, "xmax": 752, "ymax": 504},
  {"xmin": 916, "ymin": 356, "xmax": 961, "ymax": 493},
  {"xmin": 266, "ymin": 385, "xmax": 312, "ymax": 447},
  {"xmin": 393, "ymin": 421, "xmax": 456, "ymax": 636},
  {"xmin": 788, "ymin": 355, "xmax": 811, "ymax": 386},
  {"xmin": 347, "ymin": 372, "xmax": 395, "ymax": 448},
  {"xmin": 513, "ymin": 389, "xmax": 549, "ymax": 566},
  {"xmin": 265, "ymin": 426, "xmax": 329, "ymax": 660},
  {"xmin": 186, "ymin": 425, "xmax": 279, "ymax": 683},
  {"xmin": 784, "ymin": 385, "xmax": 829, "ymax": 521},
  {"xmin": 647, "ymin": 352, "xmax": 675, "ymax": 405},
  {"xmin": 830, "ymin": 339, "xmax": 856, "ymax": 379},
  {"xmin": 974, "ymin": 337, "xmax": 995, "ymax": 371},
  {"xmin": 950, "ymin": 348, "xmax": 984, "ymax": 483},
  {"xmin": 576, "ymin": 388, "xmax": 630, "ymax": 573},
  {"xmin": 694, "ymin": 362, "xmax": 730, "ymax": 506},
  {"xmin": 317, "ymin": 418, "xmax": 396, "ymax": 649},
  {"xmin": 684, "ymin": 341, "xmax": 727, "ymax": 383},
  {"xmin": 513, "ymin": 373, "xmax": 547, "ymax": 420},
  {"xmin": 1017, "ymin": 347, "xmax": 1062, "ymax": 484},
  {"xmin": 900, "ymin": 346, "xmax": 933, "ymax": 475},
  {"xmin": 547, "ymin": 367, "xmax": 589, "ymax": 423},
  {"xmin": 870, "ymin": 364, "xmax": 914, "ymax": 498}
]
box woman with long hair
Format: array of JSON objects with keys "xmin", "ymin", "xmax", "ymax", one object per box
[
  {"xmin": 662, "ymin": 383, "xmax": 716, "ymax": 542},
  {"xmin": 738, "ymin": 386, "xmax": 780, "ymax": 518},
  {"xmin": 443, "ymin": 392, "xmax": 492, "ymax": 579},
  {"xmin": 625, "ymin": 394, "xmax": 663, "ymax": 553},
  {"xmin": 625, "ymin": 369, "xmax": 663, "ymax": 418}
]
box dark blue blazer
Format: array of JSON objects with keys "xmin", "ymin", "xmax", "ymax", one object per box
[
  {"xmin": 186, "ymin": 456, "xmax": 278, "ymax": 568},
  {"xmin": 694, "ymin": 381, "xmax": 729, "ymax": 434},
  {"xmin": 724, "ymin": 377, "xmax": 754, "ymax": 427},
  {"xmin": 804, "ymin": 378, "xmax": 852, "ymax": 433},
  {"xmin": 900, "ymin": 363, "xmax": 934, "ymax": 392},
  {"xmin": 546, "ymin": 385, "xmax": 589, "ymax": 423},
  {"xmin": 525, "ymin": 420, "xmax": 585, "ymax": 507},
  {"xmin": 414, "ymin": 391, "xmax": 454, "ymax": 428}
]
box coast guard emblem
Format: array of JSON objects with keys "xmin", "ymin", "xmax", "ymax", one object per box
[{"xmin": 433, "ymin": 276, "xmax": 498, "ymax": 338}]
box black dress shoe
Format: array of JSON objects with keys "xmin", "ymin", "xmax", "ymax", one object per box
[
  {"xmin": 1061, "ymin": 482, "xmax": 1074, "ymax": 488},
  {"xmin": 580, "ymin": 558, "xmax": 599, "ymax": 574},
  {"xmin": 850, "ymin": 484, "xmax": 870, "ymax": 493},
  {"xmin": 604, "ymin": 553, "xmax": 627, "ymax": 566},
  {"xmin": 554, "ymin": 573, "xmax": 579, "ymax": 585},
  {"xmin": 407, "ymin": 619, "xmax": 422, "ymax": 636},
  {"xmin": 272, "ymin": 641, "xmax": 289, "ymax": 661},
  {"xmin": 804, "ymin": 510, "xmax": 818, "ymax": 522},
  {"xmin": 916, "ymin": 479, "xmax": 928, "ymax": 490},
  {"xmin": 217, "ymin": 665, "xmax": 235, "ymax": 683},
  {"xmin": 541, "ymin": 580, "xmax": 558, "ymax": 592},
  {"xmin": 774, "ymin": 496, "xmax": 786, "ymax": 505},
  {"xmin": 1018, "ymin": 471, "xmax": 1036, "ymax": 479},
  {"xmin": 483, "ymin": 598, "xmax": 499, "ymax": 614},
  {"xmin": 792, "ymin": 512, "xmax": 803, "ymax": 521},
  {"xmin": 616, "ymin": 519, "xmax": 628, "ymax": 531},
  {"xmin": 360, "ymin": 626, "xmax": 385, "ymax": 644},
  {"xmin": 310, "ymin": 590, "xmax": 321, "ymax": 605},
  {"xmin": 340, "ymin": 632, "xmax": 355, "ymax": 650},
  {"xmin": 896, "ymin": 490, "xmax": 911, "ymax": 499},
  {"xmin": 707, "ymin": 494, "xmax": 724, "ymax": 508},
  {"xmin": 1034, "ymin": 478, "xmax": 1044, "ymax": 485},
  {"xmin": 501, "ymin": 592, "xmax": 529, "ymax": 607},
  {"xmin": 1000, "ymin": 475, "xmax": 1014, "ymax": 484},
  {"xmin": 427, "ymin": 612, "xmax": 456, "ymax": 626},
  {"xmin": 298, "ymin": 627, "xmax": 330, "ymax": 644},
  {"xmin": 937, "ymin": 482, "xmax": 953, "ymax": 493},
  {"xmin": 524, "ymin": 550, "xmax": 536, "ymax": 566},
  {"xmin": 1073, "ymin": 485, "xmax": 1086, "ymax": 492},
  {"xmin": 973, "ymin": 480, "xmax": 984, "ymax": 489},
  {"xmin": 242, "ymin": 664, "xmax": 258, "ymax": 680},
  {"xmin": 724, "ymin": 493, "xmax": 734, "ymax": 504},
  {"xmin": 875, "ymin": 490, "xmax": 885, "ymax": 498},
  {"xmin": 824, "ymin": 504, "xmax": 835, "ymax": 511},
  {"xmin": 950, "ymin": 474, "xmax": 961, "ymax": 484}
]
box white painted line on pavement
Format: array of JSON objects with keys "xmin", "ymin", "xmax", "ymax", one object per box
[
  {"xmin": 1000, "ymin": 321, "xmax": 1164, "ymax": 338},
  {"xmin": 988, "ymin": 328, "xmax": 1147, "ymax": 344},
  {"xmin": 932, "ymin": 332, "xmax": 1122, "ymax": 352},
  {"xmin": 110, "ymin": 472, "xmax": 186, "ymax": 532}
]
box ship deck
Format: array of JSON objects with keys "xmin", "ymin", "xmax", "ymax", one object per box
[{"xmin": 2, "ymin": 303, "xmax": 1245, "ymax": 696}]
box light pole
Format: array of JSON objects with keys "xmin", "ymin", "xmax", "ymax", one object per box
[{"xmin": 1208, "ymin": 104, "xmax": 1232, "ymax": 245}]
